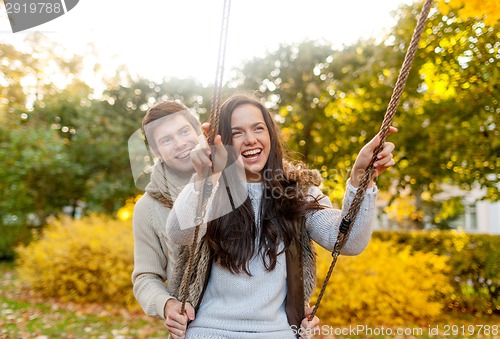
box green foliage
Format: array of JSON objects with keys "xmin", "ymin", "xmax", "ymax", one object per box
[
  {"xmin": 16, "ymin": 215, "xmax": 135, "ymax": 306},
  {"xmin": 0, "ymin": 224, "xmax": 32, "ymax": 261},
  {"xmin": 313, "ymin": 239, "xmax": 453, "ymax": 325},
  {"xmin": 229, "ymin": 3, "xmax": 499, "ymax": 211},
  {"xmin": 1, "ymin": 2, "xmax": 499, "ymax": 262},
  {"xmin": 231, "ymin": 39, "xmax": 399, "ymax": 205},
  {"xmin": 0, "ymin": 34, "xmax": 214, "ymax": 246},
  {"xmin": 66, "ymin": 77, "xmax": 212, "ymax": 213},
  {"xmin": 0, "ymin": 122, "xmax": 81, "ymax": 231},
  {"xmin": 372, "ymin": 230, "xmax": 500, "ymax": 314},
  {"xmin": 395, "ymin": 4, "xmax": 500, "ymax": 201},
  {"xmin": 433, "ymin": 196, "xmax": 466, "ymax": 229}
]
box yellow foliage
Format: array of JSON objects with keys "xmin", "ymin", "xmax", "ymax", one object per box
[
  {"xmin": 385, "ymin": 195, "xmax": 423, "ymax": 227},
  {"xmin": 16, "ymin": 214, "xmax": 136, "ymax": 307},
  {"xmin": 438, "ymin": 0, "xmax": 500, "ymax": 26},
  {"xmin": 321, "ymin": 175, "xmax": 348, "ymax": 207},
  {"xmin": 117, "ymin": 195, "xmax": 142, "ymax": 221},
  {"xmin": 312, "ymin": 239, "xmax": 453, "ymax": 326},
  {"xmin": 420, "ymin": 62, "xmax": 457, "ymax": 102}
]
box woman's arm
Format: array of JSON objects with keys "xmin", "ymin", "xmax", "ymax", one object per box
[
  {"xmin": 307, "ymin": 126, "xmax": 396, "ymax": 254},
  {"xmin": 306, "ymin": 181, "xmax": 377, "ymax": 255},
  {"xmin": 165, "ymin": 178, "xmax": 212, "ymax": 246},
  {"xmin": 166, "ymin": 161, "xmax": 248, "ymax": 245}
]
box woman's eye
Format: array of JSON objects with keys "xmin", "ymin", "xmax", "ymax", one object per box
[
  {"xmin": 161, "ymin": 138, "xmax": 171, "ymax": 145},
  {"xmin": 181, "ymin": 128, "xmax": 190, "ymax": 135},
  {"xmin": 232, "ymin": 131, "xmax": 242, "ymax": 137}
]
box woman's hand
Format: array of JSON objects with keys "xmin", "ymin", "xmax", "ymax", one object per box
[
  {"xmin": 164, "ymin": 299, "xmax": 195, "ymax": 339},
  {"xmin": 190, "ymin": 132, "xmax": 227, "ymax": 190},
  {"xmin": 350, "ymin": 126, "xmax": 397, "ymax": 188}
]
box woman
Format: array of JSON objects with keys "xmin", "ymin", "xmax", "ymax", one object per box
[{"xmin": 167, "ymin": 94, "xmax": 396, "ymax": 338}]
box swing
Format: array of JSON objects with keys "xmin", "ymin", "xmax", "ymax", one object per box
[{"xmin": 178, "ymin": 0, "xmax": 434, "ymax": 325}]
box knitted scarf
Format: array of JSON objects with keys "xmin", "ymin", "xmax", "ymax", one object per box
[{"xmin": 145, "ymin": 160, "xmax": 192, "ymax": 208}]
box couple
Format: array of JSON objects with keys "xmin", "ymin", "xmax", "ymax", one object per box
[{"xmin": 132, "ymin": 94, "xmax": 397, "ymax": 338}]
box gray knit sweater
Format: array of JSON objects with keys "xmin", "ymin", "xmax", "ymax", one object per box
[
  {"xmin": 132, "ymin": 158, "xmax": 195, "ymax": 320},
  {"xmin": 167, "ymin": 179, "xmax": 377, "ymax": 338},
  {"xmin": 132, "ymin": 193, "xmax": 180, "ymax": 319}
]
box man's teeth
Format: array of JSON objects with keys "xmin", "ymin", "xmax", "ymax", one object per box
[
  {"xmin": 243, "ymin": 149, "xmax": 261, "ymax": 156},
  {"xmin": 177, "ymin": 151, "xmax": 190, "ymax": 159}
]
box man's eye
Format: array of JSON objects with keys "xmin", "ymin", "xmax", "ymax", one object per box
[
  {"xmin": 181, "ymin": 128, "xmax": 190, "ymax": 135},
  {"xmin": 161, "ymin": 138, "xmax": 171, "ymax": 145}
]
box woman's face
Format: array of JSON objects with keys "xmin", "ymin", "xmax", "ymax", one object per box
[
  {"xmin": 230, "ymin": 104, "xmax": 271, "ymax": 182},
  {"xmin": 152, "ymin": 113, "xmax": 199, "ymax": 176}
]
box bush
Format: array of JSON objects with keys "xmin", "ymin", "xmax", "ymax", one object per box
[
  {"xmin": 312, "ymin": 239, "xmax": 453, "ymax": 325},
  {"xmin": 16, "ymin": 215, "xmax": 135, "ymax": 307},
  {"xmin": 372, "ymin": 230, "xmax": 500, "ymax": 314}
]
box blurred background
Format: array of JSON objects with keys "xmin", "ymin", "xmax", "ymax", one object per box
[{"xmin": 0, "ymin": 0, "xmax": 498, "ymax": 337}]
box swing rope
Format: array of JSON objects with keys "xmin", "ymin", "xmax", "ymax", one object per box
[
  {"xmin": 309, "ymin": 0, "xmax": 433, "ymax": 320},
  {"xmin": 208, "ymin": 0, "xmax": 232, "ymax": 143},
  {"xmin": 179, "ymin": 0, "xmax": 232, "ymax": 315}
]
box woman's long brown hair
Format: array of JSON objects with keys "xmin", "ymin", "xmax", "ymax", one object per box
[{"xmin": 206, "ymin": 94, "xmax": 324, "ymax": 275}]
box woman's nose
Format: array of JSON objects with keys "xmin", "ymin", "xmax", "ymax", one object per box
[{"xmin": 244, "ymin": 132, "xmax": 257, "ymax": 145}]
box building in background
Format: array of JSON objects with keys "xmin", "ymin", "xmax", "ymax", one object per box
[{"xmin": 374, "ymin": 183, "xmax": 500, "ymax": 234}]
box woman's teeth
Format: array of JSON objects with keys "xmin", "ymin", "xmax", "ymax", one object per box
[{"xmin": 242, "ymin": 149, "xmax": 261, "ymax": 158}]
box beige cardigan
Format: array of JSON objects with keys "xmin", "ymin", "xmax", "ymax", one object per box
[{"xmin": 131, "ymin": 193, "xmax": 179, "ymax": 319}]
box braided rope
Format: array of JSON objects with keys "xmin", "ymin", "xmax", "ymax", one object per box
[
  {"xmin": 179, "ymin": 175, "xmax": 212, "ymax": 314},
  {"xmin": 179, "ymin": 224, "xmax": 201, "ymax": 313},
  {"xmin": 208, "ymin": 0, "xmax": 231, "ymax": 143},
  {"xmin": 179, "ymin": 0, "xmax": 231, "ymax": 315},
  {"xmin": 309, "ymin": 0, "xmax": 433, "ymax": 320}
]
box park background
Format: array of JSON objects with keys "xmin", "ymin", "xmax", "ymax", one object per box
[{"xmin": 0, "ymin": 0, "xmax": 499, "ymax": 337}]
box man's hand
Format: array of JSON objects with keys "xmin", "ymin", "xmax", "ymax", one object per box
[
  {"xmin": 164, "ymin": 299, "xmax": 195, "ymax": 339},
  {"xmin": 300, "ymin": 305, "xmax": 320, "ymax": 339}
]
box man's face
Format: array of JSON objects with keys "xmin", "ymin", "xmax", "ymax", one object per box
[{"xmin": 151, "ymin": 113, "xmax": 199, "ymax": 176}]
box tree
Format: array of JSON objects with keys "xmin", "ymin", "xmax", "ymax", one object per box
[
  {"xmin": 27, "ymin": 75, "xmax": 213, "ymax": 214},
  {"xmin": 391, "ymin": 3, "xmax": 499, "ymax": 203},
  {"xmin": 229, "ymin": 2, "xmax": 499, "ymax": 227},
  {"xmin": 0, "ymin": 123, "xmax": 80, "ymax": 226},
  {"xmin": 0, "ymin": 43, "xmax": 33, "ymax": 122},
  {"xmin": 80, "ymin": 76, "xmax": 213, "ymax": 213},
  {"xmin": 231, "ymin": 39, "xmax": 404, "ymax": 203},
  {"xmin": 438, "ymin": 0, "xmax": 500, "ymax": 27},
  {"xmin": 0, "ymin": 34, "xmax": 214, "ymax": 232}
]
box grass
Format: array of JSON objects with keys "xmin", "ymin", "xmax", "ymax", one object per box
[
  {"xmin": 1, "ymin": 261, "xmax": 499, "ymax": 338},
  {"xmin": 0, "ymin": 262, "xmax": 165, "ymax": 338}
]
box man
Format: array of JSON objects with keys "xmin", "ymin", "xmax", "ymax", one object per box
[{"xmin": 132, "ymin": 101, "xmax": 199, "ymax": 339}]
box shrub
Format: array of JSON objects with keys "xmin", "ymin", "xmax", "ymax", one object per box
[
  {"xmin": 372, "ymin": 230, "xmax": 500, "ymax": 314},
  {"xmin": 312, "ymin": 239, "xmax": 453, "ymax": 326},
  {"xmin": 16, "ymin": 214, "xmax": 135, "ymax": 307}
]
